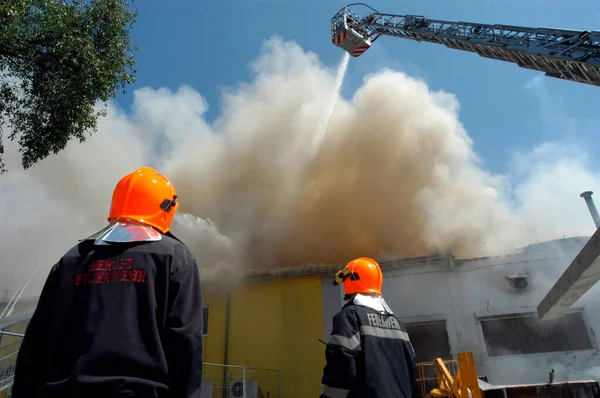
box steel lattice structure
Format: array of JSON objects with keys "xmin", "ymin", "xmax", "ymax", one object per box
[{"xmin": 331, "ymin": 4, "xmax": 600, "ymax": 87}]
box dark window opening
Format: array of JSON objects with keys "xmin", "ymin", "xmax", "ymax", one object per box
[
  {"xmin": 406, "ymin": 320, "xmax": 453, "ymax": 363},
  {"xmin": 479, "ymin": 311, "xmax": 593, "ymax": 357},
  {"xmin": 406, "ymin": 320, "xmax": 453, "ymax": 396}
]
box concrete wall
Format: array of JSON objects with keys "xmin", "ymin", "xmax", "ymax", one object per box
[{"xmin": 320, "ymin": 237, "xmax": 600, "ymax": 385}]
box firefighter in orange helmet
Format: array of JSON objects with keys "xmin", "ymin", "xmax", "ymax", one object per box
[
  {"xmin": 13, "ymin": 167, "xmax": 204, "ymax": 398},
  {"xmin": 320, "ymin": 257, "xmax": 420, "ymax": 398}
]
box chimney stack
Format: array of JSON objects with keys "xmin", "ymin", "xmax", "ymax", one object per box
[{"xmin": 580, "ymin": 191, "xmax": 600, "ymax": 229}]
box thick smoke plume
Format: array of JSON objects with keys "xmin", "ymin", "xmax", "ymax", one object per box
[{"xmin": 1, "ymin": 36, "xmax": 598, "ymax": 295}]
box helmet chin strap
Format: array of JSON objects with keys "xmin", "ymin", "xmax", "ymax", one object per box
[
  {"xmin": 82, "ymin": 218, "xmax": 163, "ymax": 246},
  {"xmin": 352, "ymin": 293, "xmax": 394, "ymax": 315}
]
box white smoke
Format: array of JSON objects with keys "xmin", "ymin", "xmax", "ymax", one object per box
[{"xmin": 0, "ymin": 36, "xmax": 598, "ymax": 296}]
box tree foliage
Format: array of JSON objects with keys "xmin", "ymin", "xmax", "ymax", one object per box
[{"xmin": 0, "ymin": 0, "xmax": 137, "ymax": 173}]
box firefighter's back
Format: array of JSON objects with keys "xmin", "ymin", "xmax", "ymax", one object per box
[
  {"xmin": 12, "ymin": 167, "xmax": 204, "ymax": 398},
  {"xmin": 351, "ymin": 304, "xmax": 416, "ymax": 398},
  {"xmin": 320, "ymin": 257, "xmax": 418, "ymax": 398},
  {"xmin": 16, "ymin": 234, "xmax": 198, "ymax": 398}
]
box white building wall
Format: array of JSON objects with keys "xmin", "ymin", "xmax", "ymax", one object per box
[{"xmin": 321, "ymin": 237, "xmax": 600, "ymax": 385}]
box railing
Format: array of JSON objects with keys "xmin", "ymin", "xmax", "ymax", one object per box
[
  {"xmin": 0, "ymin": 330, "xmax": 444, "ymax": 398},
  {"xmin": 415, "ymin": 358, "xmax": 457, "ymax": 397},
  {"xmin": 0, "ymin": 336, "xmax": 282, "ymax": 398},
  {"xmin": 0, "ymin": 331, "xmax": 24, "ymax": 393},
  {"xmin": 202, "ymin": 362, "xmax": 281, "ymax": 398}
]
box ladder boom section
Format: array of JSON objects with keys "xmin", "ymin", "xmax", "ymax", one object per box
[{"xmin": 331, "ymin": 5, "xmax": 600, "ymax": 87}]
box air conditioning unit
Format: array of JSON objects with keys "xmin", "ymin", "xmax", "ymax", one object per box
[
  {"xmin": 200, "ymin": 381, "xmax": 214, "ymax": 398},
  {"xmin": 228, "ymin": 380, "xmax": 258, "ymax": 398}
]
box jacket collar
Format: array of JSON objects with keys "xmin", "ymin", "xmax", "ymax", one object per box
[
  {"xmin": 82, "ymin": 219, "xmax": 163, "ymax": 246},
  {"xmin": 348, "ymin": 293, "xmax": 394, "ymax": 315}
]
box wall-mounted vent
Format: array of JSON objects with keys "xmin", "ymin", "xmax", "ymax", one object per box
[{"xmin": 506, "ymin": 272, "xmax": 531, "ymax": 291}]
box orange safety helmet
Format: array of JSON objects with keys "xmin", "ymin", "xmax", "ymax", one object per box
[
  {"xmin": 107, "ymin": 167, "xmax": 179, "ymax": 234},
  {"xmin": 333, "ymin": 257, "xmax": 383, "ymax": 296}
]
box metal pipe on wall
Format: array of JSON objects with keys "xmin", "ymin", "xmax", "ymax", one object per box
[
  {"xmin": 580, "ymin": 191, "xmax": 600, "ymax": 229},
  {"xmin": 222, "ymin": 290, "xmax": 232, "ymax": 398}
]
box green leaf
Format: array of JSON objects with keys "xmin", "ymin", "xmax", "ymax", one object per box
[{"xmin": 0, "ymin": 0, "xmax": 138, "ymax": 174}]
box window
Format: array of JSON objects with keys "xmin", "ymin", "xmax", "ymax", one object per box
[
  {"xmin": 406, "ymin": 320, "xmax": 453, "ymax": 396},
  {"xmin": 203, "ymin": 306, "xmax": 209, "ymax": 336},
  {"xmin": 406, "ymin": 320, "xmax": 453, "ymax": 363},
  {"xmin": 479, "ymin": 310, "xmax": 593, "ymax": 356}
]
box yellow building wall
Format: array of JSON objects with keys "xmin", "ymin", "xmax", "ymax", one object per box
[{"xmin": 203, "ymin": 276, "xmax": 326, "ymax": 398}]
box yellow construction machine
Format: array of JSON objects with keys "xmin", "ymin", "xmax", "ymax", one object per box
[
  {"xmin": 415, "ymin": 352, "xmax": 600, "ymax": 398},
  {"xmin": 416, "ymin": 352, "xmax": 482, "ymax": 398}
]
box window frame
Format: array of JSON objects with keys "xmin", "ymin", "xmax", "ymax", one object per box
[
  {"xmin": 475, "ymin": 307, "xmax": 596, "ymax": 358},
  {"xmin": 403, "ymin": 317, "xmax": 453, "ymax": 363}
]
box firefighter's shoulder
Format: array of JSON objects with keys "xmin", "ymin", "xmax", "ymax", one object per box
[
  {"xmin": 160, "ymin": 231, "xmax": 198, "ymax": 274},
  {"xmin": 332, "ymin": 303, "xmax": 361, "ymax": 330},
  {"xmin": 58, "ymin": 239, "xmax": 95, "ymax": 267}
]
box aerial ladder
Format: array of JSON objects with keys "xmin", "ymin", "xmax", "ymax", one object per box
[{"xmin": 331, "ymin": 3, "xmax": 600, "ymax": 87}]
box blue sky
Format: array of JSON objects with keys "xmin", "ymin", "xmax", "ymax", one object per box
[{"xmin": 118, "ymin": 0, "xmax": 599, "ymax": 177}]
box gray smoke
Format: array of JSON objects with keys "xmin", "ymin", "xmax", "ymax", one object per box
[{"xmin": 0, "ymin": 36, "xmax": 598, "ymax": 296}]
